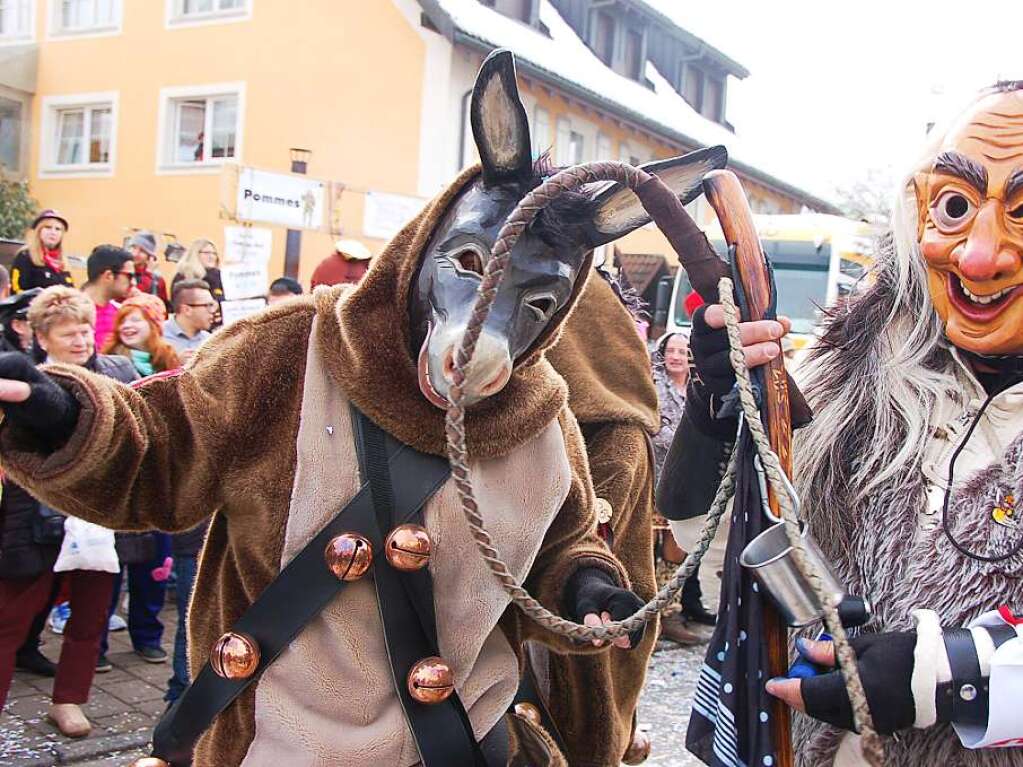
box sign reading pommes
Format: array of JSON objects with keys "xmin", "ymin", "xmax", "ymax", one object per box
[{"xmin": 235, "ymin": 167, "xmax": 326, "ymax": 230}]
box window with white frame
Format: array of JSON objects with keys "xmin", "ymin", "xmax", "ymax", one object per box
[
  {"xmin": 168, "ymin": 0, "xmax": 247, "ymax": 25},
  {"xmin": 0, "ymin": 96, "xmax": 22, "ymax": 171},
  {"xmin": 555, "ymin": 118, "xmax": 584, "ymax": 166},
  {"xmin": 52, "ymin": 0, "xmax": 120, "ymax": 35},
  {"xmin": 160, "ymin": 84, "xmax": 242, "ymax": 169},
  {"xmin": 41, "ymin": 94, "xmax": 116, "ymax": 174},
  {"xmin": 595, "ymin": 133, "xmax": 612, "ymax": 162},
  {"xmin": 532, "ymin": 106, "xmax": 549, "ymax": 158},
  {"xmin": 0, "ymin": 0, "xmax": 33, "ymax": 42}
]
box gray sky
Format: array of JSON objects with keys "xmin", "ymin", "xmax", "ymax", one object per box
[{"xmin": 659, "ymin": 1, "xmax": 1023, "ymax": 202}]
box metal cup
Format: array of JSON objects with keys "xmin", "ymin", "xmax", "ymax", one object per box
[{"xmin": 740, "ymin": 522, "xmax": 846, "ymax": 627}]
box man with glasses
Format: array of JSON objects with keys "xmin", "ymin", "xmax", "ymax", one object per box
[
  {"xmin": 164, "ymin": 279, "xmax": 215, "ymax": 363},
  {"xmin": 82, "ymin": 245, "xmax": 135, "ymax": 348}
]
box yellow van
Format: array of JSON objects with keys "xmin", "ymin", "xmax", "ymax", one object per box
[{"xmin": 666, "ymin": 213, "xmax": 882, "ymax": 353}]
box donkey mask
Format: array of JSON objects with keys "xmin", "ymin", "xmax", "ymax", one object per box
[{"xmin": 409, "ymin": 49, "xmax": 726, "ymax": 408}]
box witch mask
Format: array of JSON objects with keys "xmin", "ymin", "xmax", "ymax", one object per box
[{"xmin": 915, "ymin": 85, "xmax": 1023, "ymax": 356}]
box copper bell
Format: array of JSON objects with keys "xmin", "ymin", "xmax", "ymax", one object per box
[
  {"xmin": 407, "ymin": 656, "xmax": 455, "ymax": 704},
  {"xmin": 127, "ymin": 759, "xmax": 170, "ymax": 767},
  {"xmin": 622, "ymin": 728, "xmax": 652, "ymax": 765},
  {"xmin": 384, "ymin": 524, "xmax": 432, "ymax": 571},
  {"xmin": 513, "ymin": 702, "xmax": 542, "ymax": 727},
  {"xmin": 210, "ymin": 632, "xmax": 260, "ymax": 680},
  {"xmin": 324, "ymin": 532, "xmax": 373, "ymax": 581}
]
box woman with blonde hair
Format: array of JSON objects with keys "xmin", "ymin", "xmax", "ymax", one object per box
[
  {"xmin": 172, "ymin": 238, "xmax": 223, "ymax": 302},
  {"xmin": 11, "ymin": 210, "xmax": 74, "ymax": 294}
]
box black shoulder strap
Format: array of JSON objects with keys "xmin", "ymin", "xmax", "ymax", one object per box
[
  {"xmin": 150, "ymin": 410, "xmax": 451, "ymax": 766},
  {"xmin": 352, "ymin": 408, "xmax": 488, "ymax": 767}
]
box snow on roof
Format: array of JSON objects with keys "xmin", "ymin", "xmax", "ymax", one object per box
[{"xmin": 434, "ymin": 0, "xmax": 832, "ymax": 208}]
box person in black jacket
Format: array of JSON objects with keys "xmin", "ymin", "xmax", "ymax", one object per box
[
  {"xmin": 0, "ymin": 287, "xmax": 58, "ymax": 677},
  {"xmin": 11, "ymin": 210, "xmax": 74, "ymax": 294},
  {"xmin": 0, "ymin": 286, "xmax": 130, "ymax": 738}
]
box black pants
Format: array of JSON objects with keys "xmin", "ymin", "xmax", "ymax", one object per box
[{"xmin": 680, "ymin": 566, "xmax": 704, "ymax": 611}]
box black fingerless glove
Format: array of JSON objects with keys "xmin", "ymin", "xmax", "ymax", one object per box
[
  {"xmin": 688, "ymin": 306, "xmax": 814, "ymax": 433},
  {"xmin": 565, "ymin": 566, "xmax": 646, "ymax": 649},
  {"xmin": 0, "ymin": 352, "xmax": 80, "ymax": 450},
  {"xmin": 684, "ymin": 305, "xmax": 739, "ymax": 438},
  {"xmin": 690, "ymin": 305, "xmax": 737, "ymax": 396},
  {"xmin": 802, "ymin": 631, "xmax": 917, "ymax": 735}
]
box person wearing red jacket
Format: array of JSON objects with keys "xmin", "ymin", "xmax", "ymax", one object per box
[
  {"xmin": 128, "ymin": 231, "xmax": 170, "ymax": 309},
  {"xmin": 310, "ymin": 238, "xmax": 372, "ymax": 288}
]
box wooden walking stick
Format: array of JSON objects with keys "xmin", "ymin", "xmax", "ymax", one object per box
[{"xmin": 703, "ymin": 169, "xmax": 795, "ymax": 767}]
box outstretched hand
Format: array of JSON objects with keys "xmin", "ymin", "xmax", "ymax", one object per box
[
  {"xmin": 0, "ymin": 352, "xmax": 80, "ymax": 448},
  {"xmin": 567, "ymin": 567, "xmax": 645, "ymax": 650},
  {"xmin": 0, "ymin": 377, "xmax": 31, "ymax": 403}
]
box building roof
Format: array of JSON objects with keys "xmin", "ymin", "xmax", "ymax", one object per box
[
  {"xmin": 616, "ymin": 251, "xmax": 668, "ymax": 295},
  {"xmin": 419, "ymin": 0, "xmax": 839, "ymax": 214},
  {"xmin": 631, "ymin": 0, "xmax": 749, "ymax": 79}
]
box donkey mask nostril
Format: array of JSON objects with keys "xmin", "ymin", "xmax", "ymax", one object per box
[
  {"xmin": 479, "ymin": 365, "xmax": 512, "ymax": 396},
  {"xmin": 442, "ymin": 347, "xmax": 456, "ymax": 381}
]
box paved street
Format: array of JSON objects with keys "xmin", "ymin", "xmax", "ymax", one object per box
[
  {"xmin": 638, "ymin": 640, "xmax": 705, "ymax": 767},
  {"xmin": 0, "ymin": 599, "xmax": 172, "ymax": 767},
  {"xmin": 2, "ymin": 593, "xmax": 708, "ymax": 766}
]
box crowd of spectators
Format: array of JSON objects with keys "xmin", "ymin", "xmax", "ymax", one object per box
[{"xmin": 0, "ymin": 210, "xmax": 352, "ymax": 739}]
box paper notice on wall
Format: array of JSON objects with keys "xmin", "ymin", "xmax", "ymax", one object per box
[
  {"xmin": 221, "ymin": 263, "xmax": 269, "ymax": 300},
  {"xmin": 220, "ymin": 298, "xmax": 268, "ymax": 327},
  {"xmin": 221, "ymin": 226, "xmax": 271, "ymax": 300},
  {"xmin": 363, "ymin": 191, "xmax": 425, "ymax": 240},
  {"xmin": 223, "ymin": 226, "xmax": 272, "ymax": 267}
]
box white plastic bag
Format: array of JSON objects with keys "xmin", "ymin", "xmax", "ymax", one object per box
[{"xmin": 53, "ymin": 516, "xmax": 120, "ymax": 573}]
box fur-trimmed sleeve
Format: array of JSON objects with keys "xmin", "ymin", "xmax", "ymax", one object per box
[
  {"xmin": 0, "ymin": 302, "xmax": 314, "ymax": 533},
  {"xmin": 518, "ymin": 407, "xmax": 632, "ymax": 653}
]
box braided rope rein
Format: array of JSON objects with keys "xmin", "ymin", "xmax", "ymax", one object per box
[
  {"xmin": 444, "ymin": 160, "xmax": 883, "ymax": 764},
  {"xmin": 718, "ymin": 277, "xmax": 883, "ymax": 765},
  {"xmin": 444, "ymin": 161, "xmax": 733, "ymax": 642}
]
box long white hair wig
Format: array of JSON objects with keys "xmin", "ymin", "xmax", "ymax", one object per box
[{"xmin": 793, "ymin": 81, "xmax": 1023, "ymax": 546}]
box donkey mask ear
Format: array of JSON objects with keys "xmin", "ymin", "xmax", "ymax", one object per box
[
  {"xmin": 585, "ymin": 145, "xmax": 728, "ymax": 247},
  {"xmin": 471, "ymin": 49, "xmax": 533, "ymax": 186}
]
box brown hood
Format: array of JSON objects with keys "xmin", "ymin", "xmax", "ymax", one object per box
[
  {"xmin": 546, "ymin": 274, "xmax": 660, "ymax": 434},
  {"xmin": 315, "ymin": 165, "xmax": 592, "ymax": 459}
]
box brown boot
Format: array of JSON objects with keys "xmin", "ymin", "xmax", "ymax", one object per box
[
  {"xmin": 48, "ymin": 703, "xmax": 91, "ymax": 738},
  {"xmin": 658, "ymin": 611, "xmax": 705, "ymax": 647}
]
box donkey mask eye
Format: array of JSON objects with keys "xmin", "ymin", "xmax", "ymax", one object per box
[
  {"xmin": 450, "ymin": 247, "xmax": 485, "ymax": 277},
  {"xmin": 524, "ymin": 293, "xmax": 558, "ymax": 322}
]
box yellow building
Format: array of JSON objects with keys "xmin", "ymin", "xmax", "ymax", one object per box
[{"xmin": 0, "ymin": 0, "xmax": 836, "ymax": 299}]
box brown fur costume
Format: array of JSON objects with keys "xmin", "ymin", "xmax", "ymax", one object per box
[
  {"xmin": 0, "ymin": 166, "xmax": 629, "ymax": 766},
  {"xmin": 543, "ymin": 274, "xmax": 661, "ymax": 766}
]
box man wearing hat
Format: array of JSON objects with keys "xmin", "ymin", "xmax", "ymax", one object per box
[
  {"xmin": 11, "ymin": 210, "xmax": 73, "ymax": 294},
  {"xmin": 128, "ymin": 231, "xmax": 169, "ymax": 308},
  {"xmin": 310, "ymin": 238, "xmax": 373, "ymax": 288}
]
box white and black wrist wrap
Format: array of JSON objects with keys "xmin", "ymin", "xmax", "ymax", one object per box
[{"xmin": 936, "ymin": 625, "xmax": 1017, "ymax": 728}]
